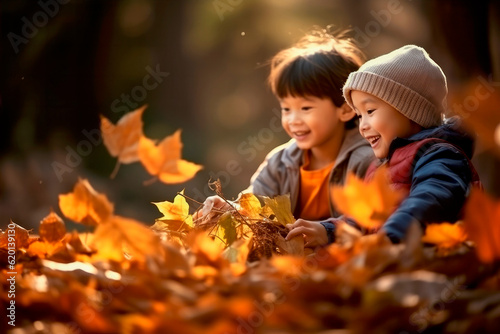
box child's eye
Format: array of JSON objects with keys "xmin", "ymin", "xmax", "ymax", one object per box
[
  {"xmin": 302, "ymin": 106, "xmax": 312, "ymax": 111},
  {"xmin": 367, "ymin": 109, "xmax": 375, "ymax": 115},
  {"xmin": 281, "ymin": 107, "xmax": 290, "ymax": 113}
]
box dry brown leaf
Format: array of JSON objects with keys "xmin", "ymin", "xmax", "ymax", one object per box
[
  {"xmin": 101, "ymin": 106, "xmax": 145, "ymax": 178},
  {"xmin": 331, "ymin": 166, "xmax": 404, "ymax": 230},
  {"xmin": 58, "ymin": 178, "xmax": 114, "ymax": 226},
  {"xmin": 138, "ymin": 130, "xmax": 203, "ymax": 184},
  {"xmin": 275, "ymin": 235, "xmax": 304, "ymax": 256},
  {"xmin": 463, "ymin": 188, "xmax": 500, "ymax": 263},
  {"xmin": 0, "ymin": 220, "xmax": 31, "ymax": 249},
  {"xmin": 39, "ymin": 209, "xmax": 66, "ymax": 243}
]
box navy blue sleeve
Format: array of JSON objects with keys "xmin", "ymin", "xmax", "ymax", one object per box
[
  {"xmin": 320, "ymin": 221, "xmax": 336, "ymax": 244},
  {"xmin": 382, "ymin": 145, "xmax": 472, "ymax": 243}
]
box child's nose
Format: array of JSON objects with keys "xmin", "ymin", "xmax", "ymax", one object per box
[
  {"xmin": 359, "ymin": 117, "xmax": 369, "ymax": 132},
  {"xmin": 288, "ymin": 110, "xmax": 302, "ymax": 124}
]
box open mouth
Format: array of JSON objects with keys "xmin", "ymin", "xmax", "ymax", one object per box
[
  {"xmin": 366, "ymin": 135, "xmax": 381, "ymax": 147},
  {"xmin": 293, "ymin": 130, "xmax": 310, "ymax": 139}
]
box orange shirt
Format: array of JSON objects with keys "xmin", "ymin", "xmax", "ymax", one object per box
[{"xmin": 298, "ymin": 152, "xmax": 335, "ymax": 220}]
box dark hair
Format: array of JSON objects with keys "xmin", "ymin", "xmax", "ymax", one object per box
[{"xmin": 268, "ymin": 26, "xmax": 365, "ymax": 128}]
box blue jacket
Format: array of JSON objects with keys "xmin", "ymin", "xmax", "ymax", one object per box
[{"xmin": 321, "ymin": 117, "xmax": 480, "ymax": 243}]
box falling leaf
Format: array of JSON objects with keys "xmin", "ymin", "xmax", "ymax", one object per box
[
  {"xmin": 262, "ymin": 194, "xmax": 295, "ymax": 226},
  {"xmin": 331, "ymin": 166, "xmax": 404, "ymax": 229},
  {"xmin": 138, "ymin": 130, "xmax": 203, "ymax": 184},
  {"xmin": 421, "ymin": 222, "xmax": 468, "ymax": 249},
  {"xmin": 59, "ymin": 179, "xmax": 113, "ymax": 226},
  {"xmin": 152, "ymin": 190, "xmax": 193, "ymax": 231},
  {"xmin": 39, "ymin": 209, "xmax": 66, "ymax": 243},
  {"xmin": 463, "ymin": 188, "xmax": 500, "ymax": 263},
  {"xmin": 100, "ymin": 106, "xmax": 145, "ymax": 178},
  {"xmin": 92, "ymin": 215, "xmax": 163, "ymax": 263},
  {"xmin": 448, "ymin": 80, "xmax": 500, "ymax": 154}
]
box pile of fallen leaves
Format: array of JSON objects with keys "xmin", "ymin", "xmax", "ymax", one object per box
[
  {"xmin": 1, "ymin": 106, "xmax": 500, "ymax": 333},
  {"xmin": 1, "ymin": 172, "xmax": 500, "ymax": 334}
]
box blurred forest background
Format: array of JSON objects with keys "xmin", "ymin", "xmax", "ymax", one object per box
[{"xmin": 1, "ymin": 0, "xmax": 500, "ymax": 230}]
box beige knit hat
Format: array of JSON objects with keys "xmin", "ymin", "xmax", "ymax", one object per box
[{"xmin": 343, "ymin": 45, "xmax": 447, "ymax": 128}]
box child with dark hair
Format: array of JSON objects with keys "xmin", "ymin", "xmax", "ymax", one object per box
[
  {"xmin": 287, "ymin": 45, "xmax": 481, "ymax": 244},
  {"xmin": 198, "ymin": 28, "xmax": 375, "ymax": 246}
]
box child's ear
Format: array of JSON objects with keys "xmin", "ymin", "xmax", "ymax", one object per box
[{"xmin": 337, "ymin": 103, "xmax": 355, "ymax": 122}]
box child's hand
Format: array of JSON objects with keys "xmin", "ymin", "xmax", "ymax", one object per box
[
  {"xmin": 193, "ymin": 195, "xmax": 231, "ymax": 221},
  {"xmin": 285, "ymin": 219, "xmax": 329, "ymax": 248}
]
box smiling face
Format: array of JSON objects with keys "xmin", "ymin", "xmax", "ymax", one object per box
[
  {"xmin": 351, "ymin": 90, "xmax": 423, "ymax": 159},
  {"xmin": 280, "ymin": 95, "xmax": 348, "ymax": 156}
]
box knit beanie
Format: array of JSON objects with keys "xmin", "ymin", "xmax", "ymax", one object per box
[{"xmin": 343, "ymin": 45, "xmax": 447, "ymax": 128}]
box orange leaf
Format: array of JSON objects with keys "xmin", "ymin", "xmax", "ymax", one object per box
[
  {"xmin": 92, "ymin": 215, "xmax": 163, "ymax": 263},
  {"xmin": 58, "ymin": 178, "xmax": 114, "ymax": 226},
  {"xmin": 463, "ymin": 188, "xmax": 500, "ymax": 263},
  {"xmin": 0, "ymin": 220, "xmax": 31, "ymax": 249},
  {"xmin": 138, "ymin": 130, "xmax": 203, "ymax": 184},
  {"xmin": 27, "ymin": 240, "xmax": 64, "ymax": 258},
  {"xmin": 421, "ymin": 222, "xmax": 468, "ymax": 249},
  {"xmin": 39, "ymin": 209, "xmax": 66, "ymax": 243},
  {"xmin": 331, "ymin": 166, "xmax": 404, "ymax": 229},
  {"xmin": 101, "ymin": 106, "xmax": 145, "ymax": 177},
  {"xmin": 448, "ymin": 80, "xmax": 500, "ymax": 154}
]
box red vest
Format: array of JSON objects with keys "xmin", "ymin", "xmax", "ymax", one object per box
[{"xmin": 365, "ymin": 138, "xmax": 481, "ymax": 197}]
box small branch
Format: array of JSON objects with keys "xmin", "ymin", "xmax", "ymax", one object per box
[
  {"xmin": 143, "ymin": 176, "xmax": 158, "ymax": 186},
  {"xmin": 110, "ymin": 160, "xmax": 121, "ymax": 179}
]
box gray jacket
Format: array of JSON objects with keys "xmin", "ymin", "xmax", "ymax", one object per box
[{"xmin": 247, "ymin": 127, "xmax": 375, "ymax": 218}]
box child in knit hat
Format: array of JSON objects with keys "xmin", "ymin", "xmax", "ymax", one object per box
[
  {"xmin": 196, "ymin": 28, "xmax": 375, "ymax": 245},
  {"xmin": 287, "ymin": 44, "xmax": 481, "ymax": 244}
]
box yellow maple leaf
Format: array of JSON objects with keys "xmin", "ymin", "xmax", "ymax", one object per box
[
  {"xmin": 421, "ymin": 222, "xmax": 468, "ymax": 249},
  {"xmin": 331, "ymin": 166, "xmax": 404, "ymax": 230},
  {"xmin": 59, "ymin": 178, "xmax": 114, "ymax": 226},
  {"xmin": 101, "ymin": 106, "xmax": 145, "ymax": 178},
  {"xmin": 152, "ymin": 190, "xmax": 193, "ymax": 230},
  {"xmin": 138, "ymin": 130, "xmax": 203, "ymax": 184}
]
